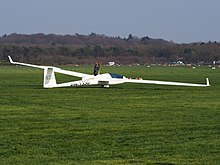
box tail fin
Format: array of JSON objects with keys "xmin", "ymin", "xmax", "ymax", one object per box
[{"xmin": 43, "ymin": 68, "xmax": 57, "ymax": 88}]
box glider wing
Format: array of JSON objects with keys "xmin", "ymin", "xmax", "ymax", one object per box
[
  {"xmin": 8, "ymin": 56, "xmax": 90, "ymax": 78},
  {"xmin": 126, "ymin": 78, "xmax": 210, "ymax": 87}
]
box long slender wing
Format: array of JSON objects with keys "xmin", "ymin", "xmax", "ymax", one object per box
[
  {"xmin": 52, "ymin": 67, "xmax": 90, "ymax": 78},
  {"xmin": 8, "ymin": 56, "xmax": 90, "ymax": 78},
  {"xmin": 125, "ymin": 78, "xmax": 210, "ymax": 87},
  {"xmin": 8, "ymin": 56, "xmax": 46, "ymax": 69}
]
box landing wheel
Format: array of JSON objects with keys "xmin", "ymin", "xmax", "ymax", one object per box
[{"xmin": 101, "ymin": 85, "xmax": 109, "ymax": 88}]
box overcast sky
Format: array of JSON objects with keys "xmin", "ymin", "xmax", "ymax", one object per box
[{"xmin": 0, "ymin": 0, "xmax": 219, "ymax": 43}]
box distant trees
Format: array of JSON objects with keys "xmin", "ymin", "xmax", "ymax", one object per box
[
  {"xmin": 128, "ymin": 34, "xmax": 134, "ymax": 40},
  {"xmin": 0, "ymin": 33, "xmax": 220, "ymax": 65},
  {"xmin": 141, "ymin": 36, "xmax": 150, "ymax": 44}
]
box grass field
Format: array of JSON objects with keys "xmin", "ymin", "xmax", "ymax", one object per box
[{"xmin": 0, "ymin": 65, "xmax": 219, "ymax": 164}]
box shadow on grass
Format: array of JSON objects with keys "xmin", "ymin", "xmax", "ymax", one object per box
[{"xmin": 149, "ymin": 163, "xmax": 176, "ymax": 165}]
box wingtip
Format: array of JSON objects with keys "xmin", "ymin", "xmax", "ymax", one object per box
[
  {"xmin": 206, "ymin": 78, "xmax": 210, "ymax": 87},
  {"xmin": 8, "ymin": 56, "xmax": 13, "ymax": 63}
]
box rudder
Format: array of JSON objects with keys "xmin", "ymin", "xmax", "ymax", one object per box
[{"xmin": 43, "ymin": 68, "xmax": 57, "ymax": 88}]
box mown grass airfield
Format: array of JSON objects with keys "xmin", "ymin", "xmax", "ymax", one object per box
[{"xmin": 0, "ymin": 65, "xmax": 219, "ymax": 164}]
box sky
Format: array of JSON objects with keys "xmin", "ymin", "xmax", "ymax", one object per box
[{"xmin": 0, "ymin": 0, "xmax": 219, "ymax": 43}]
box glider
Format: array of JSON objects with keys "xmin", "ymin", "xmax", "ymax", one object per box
[{"xmin": 8, "ymin": 56, "xmax": 210, "ymax": 88}]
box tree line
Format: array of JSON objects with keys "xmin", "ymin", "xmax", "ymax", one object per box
[{"xmin": 0, "ymin": 33, "xmax": 219, "ymax": 65}]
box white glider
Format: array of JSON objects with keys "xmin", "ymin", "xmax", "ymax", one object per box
[{"xmin": 8, "ymin": 56, "xmax": 210, "ymax": 88}]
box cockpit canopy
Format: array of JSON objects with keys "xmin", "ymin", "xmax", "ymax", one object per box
[{"xmin": 109, "ymin": 73, "xmax": 124, "ymax": 79}]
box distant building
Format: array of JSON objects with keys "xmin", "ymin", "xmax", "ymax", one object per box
[
  {"xmin": 107, "ymin": 62, "xmax": 115, "ymax": 66},
  {"xmin": 176, "ymin": 61, "xmax": 184, "ymax": 65},
  {"xmin": 171, "ymin": 61, "xmax": 185, "ymax": 66},
  {"xmin": 215, "ymin": 60, "xmax": 220, "ymax": 65}
]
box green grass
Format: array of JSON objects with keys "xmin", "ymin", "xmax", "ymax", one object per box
[{"xmin": 0, "ymin": 65, "xmax": 219, "ymax": 164}]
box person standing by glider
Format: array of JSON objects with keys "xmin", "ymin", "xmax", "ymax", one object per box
[{"xmin": 93, "ymin": 62, "xmax": 101, "ymax": 76}]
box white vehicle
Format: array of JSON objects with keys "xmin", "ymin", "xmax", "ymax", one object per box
[{"xmin": 8, "ymin": 56, "xmax": 210, "ymax": 88}]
